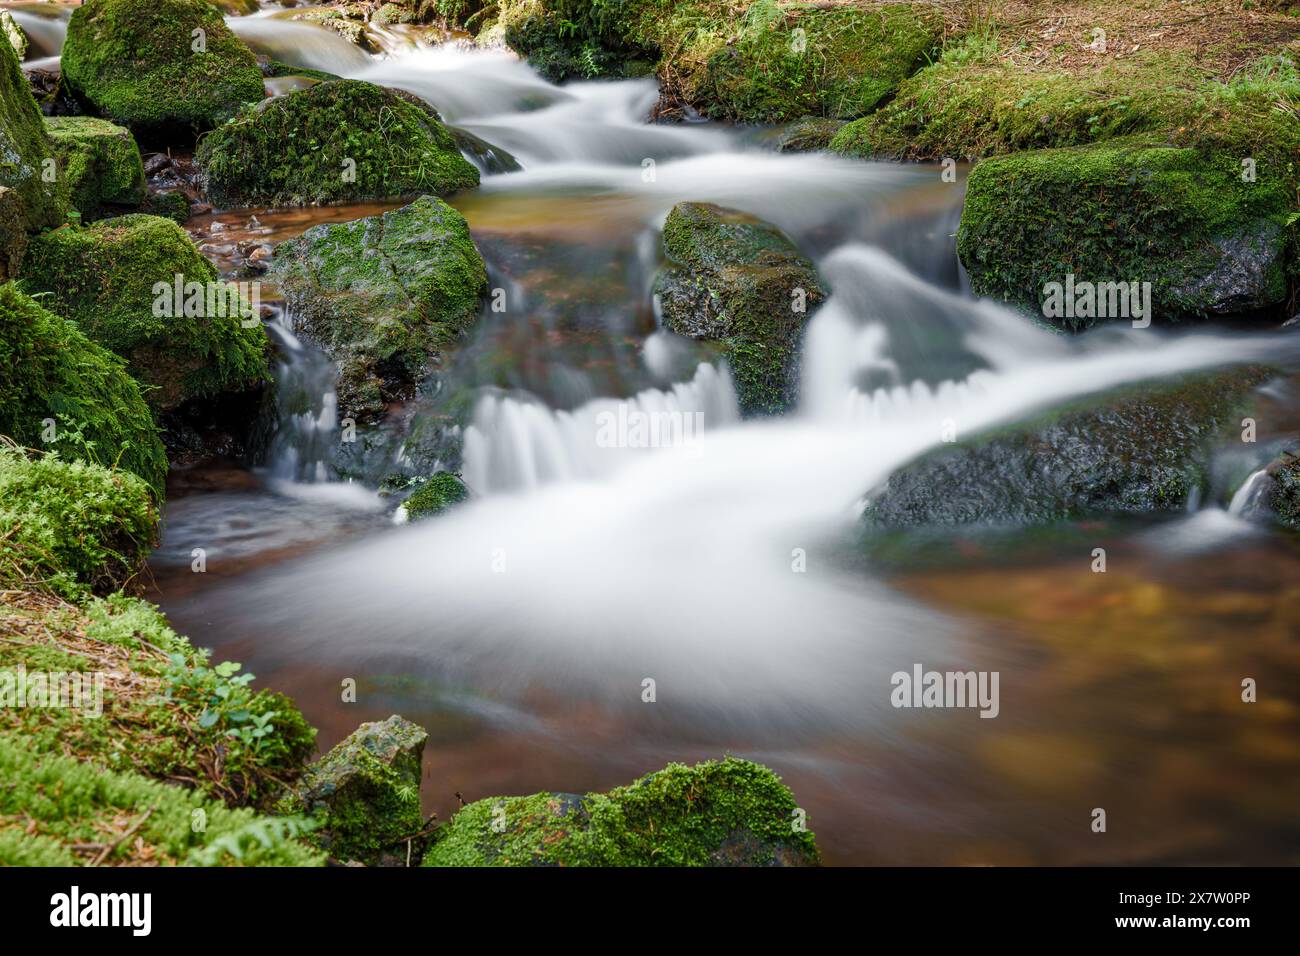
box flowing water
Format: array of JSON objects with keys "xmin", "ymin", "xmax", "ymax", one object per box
[{"xmin": 42, "ymin": 16, "xmax": 1295, "ymax": 863}]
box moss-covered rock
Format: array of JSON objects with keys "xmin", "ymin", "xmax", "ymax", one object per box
[
  {"xmin": 271, "ymin": 195, "xmax": 486, "ymax": 421},
  {"xmin": 401, "ymin": 471, "xmax": 469, "ymax": 520},
  {"xmin": 424, "ymin": 756, "xmax": 819, "ymax": 866},
  {"xmin": 44, "ymin": 116, "xmax": 147, "ymax": 220},
  {"xmin": 0, "ymin": 23, "xmax": 62, "ymax": 231},
  {"xmin": 1, "ymin": 11, "xmax": 27, "ymax": 61},
  {"xmin": 654, "ymin": 201, "xmax": 825, "ymax": 415},
  {"xmin": 143, "ymin": 189, "xmax": 192, "ymax": 224},
  {"xmin": 0, "ymin": 283, "xmax": 166, "ymax": 496},
  {"xmin": 61, "ymin": 0, "xmax": 266, "ymax": 135},
  {"xmin": 0, "ymin": 448, "xmax": 156, "ymax": 594},
  {"xmin": 768, "ymin": 116, "xmax": 845, "ymax": 153},
  {"xmin": 288, "ymin": 715, "xmax": 427, "ymax": 864},
  {"xmin": 1264, "ymin": 451, "xmax": 1300, "ymax": 529},
  {"xmin": 196, "ymin": 80, "xmax": 479, "ymax": 207},
  {"xmin": 957, "ymin": 139, "xmax": 1296, "ymax": 325},
  {"xmin": 0, "ymin": 186, "xmax": 25, "ymax": 279},
  {"xmin": 696, "ymin": 2, "xmax": 941, "ymax": 123},
  {"xmin": 0, "ymin": 733, "xmax": 323, "ymax": 866},
  {"xmin": 22, "ymin": 215, "xmax": 269, "ymax": 411},
  {"xmin": 865, "ymin": 369, "xmax": 1270, "ymax": 528}
]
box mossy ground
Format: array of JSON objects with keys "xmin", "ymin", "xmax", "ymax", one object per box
[
  {"xmin": 0, "ymin": 283, "xmax": 166, "ymax": 496},
  {"xmin": 61, "ymin": 0, "xmax": 266, "ymax": 135},
  {"xmin": 21, "ymin": 215, "xmax": 269, "ymax": 411},
  {"xmin": 196, "ymin": 80, "xmax": 480, "ymax": 207},
  {"xmin": 957, "ymin": 138, "xmax": 1295, "ymax": 321},
  {"xmin": 45, "ymin": 116, "xmax": 147, "ymax": 220},
  {"xmin": 424, "ymin": 756, "xmax": 819, "ymax": 866}
]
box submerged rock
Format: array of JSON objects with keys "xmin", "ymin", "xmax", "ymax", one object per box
[
  {"xmin": 0, "ymin": 26, "xmax": 62, "ymax": 232},
  {"xmin": 865, "ymin": 369, "xmax": 1270, "ymax": 528},
  {"xmin": 21, "ymin": 215, "xmax": 269, "ymax": 412},
  {"xmin": 271, "ymin": 195, "xmax": 487, "ymax": 421},
  {"xmin": 957, "ymin": 139, "xmax": 1294, "ymax": 326},
  {"xmin": 290, "ymin": 715, "xmax": 428, "ymax": 865},
  {"xmin": 44, "ymin": 116, "xmax": 147, "ymax": 220},
  {"xmin": 197, "ymin": 80, "xmax": 479, "ymax": 207},
  {"xmin": 654, "ymin": 201, "xmax": 825, "ymax": 416},
  {"xmin": 0, "ymin": 284, "xmax": 166, "ymax": 497},
  {"xmin": 424, "ymin": 756, "xmax": 819, "ymax": 867},
  {"xmin": 61, "ymin": 0, "xmax": 266, "ymax": 135}
]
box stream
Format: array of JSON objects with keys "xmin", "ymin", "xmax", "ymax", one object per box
[{"xmin": 23, "ymin": 7, "xmax": 1299, "ymax": 864}]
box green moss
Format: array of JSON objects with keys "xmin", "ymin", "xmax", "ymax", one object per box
[
  {"xmin": 261, "ymin": 59, "xmax": 342, "ymax": 83},
  {"xmin": 0, "ymin": 448, "xmax": 156, "ymax": 595},
  {"xmin": 22, "ymin": 215, "xmax": 269, "ymax": 410},
  {"xmin": 143, "ymin": 190, "xmax": 192, "ymax": 224},
  {"xmin": 62, "ymin": 0, "xmax": 266, "ymax": 135},
  {"xmin": 1, "ymin": 11, "xmax": 27, "ymax": 61},
  {"xmin": 0, "ymin": 186, "xmax": 26, "ymax": 279},
  {"xmin": 654, "ymin": 201, "xmax": 824, "ymax": 415},
  {"xmin": 44, "ymin": 116, "xmax": 147, "ymax": 220},
  {"xmin": 831, "ymin": 44, "xmax": 1300, "ymax": 166},
  {"xmin": 1268, "ymin": 452, "xmax": 1300, "ymax": 528},
  {"xmin": 957, "ymin": 138, "xmax": 1295, "ymax": 323},
  {"xmin": 0, "ymin": 22, "xmax": 63, "ymax": 231},
  {"xmin": 769, "ymin": 116, "xmax": 845, "ymax": 152},
  {"xmin": 0, "ymin": 732, "xmax": 323, "ymax": 866},
  {"xmin": 424, "ymin": 756, "xmax": 819, "ymax": 866},
  {"xmin": 0, "ymin": 283, "xmax": 166, "ymax": 496},
  {"xmin": 197, "ymin": 79, "xmax": 479, "ymax": 207},
  {"xmin": 271, "ymin": 195, "xmax": 487, "ymax": 421},
  {"xmin": 0, "ymin": 589, "xmax": 318, "ymax": 809},
  {"xmin": 403, "ymin": 471, "xmax": 469, "ymax": 520}
]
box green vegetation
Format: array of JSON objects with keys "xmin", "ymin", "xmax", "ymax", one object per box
[
  {"xmin": 957, "ymin": 138, "xmax": 1296, "ymax": 322},
  {"xmin": 403, "ymin": 471, "xmax": 470, "ymax": 519},
  {"xmin": 45, "ymin": 116, "xmax": 148, "ymax": 220},
  {"xmin": 0, "ymin": 283, "xmax": 166, "ymax": 496},
  {"xmin": 425, "ymin": 756, "xmax": 819, "ymax": 866},
  {"xmin": 271, "ymin": 195, "xmax": 487, "ymax": 421},
  {"xmin": 0, "ymin": 23, "xmax": 63, "ymax": 232},
  {"xmin": 0, "ymin": 448, "xmax": 156, "ymax": 595},
  {"xmin": 61, "ymin": 0, "xmax": 266, "ymax": 134},
  {"xmin": 654, "ymin": 200, "xmax": 825, "ymax": 415},
  {"xmin": 196, "ymin": 80, "xmax": 479, "ymax": 207},
  {"xmin": 21, "ymin": 215, "xmax": 269, "ymax": 411},
  {"xmin": 1268, "ymin": 452, "xmax": 1300, "ymax": 528},
  {"xmin": 0, "ymin": 734, "xmax": 323, "ymax": 866}
]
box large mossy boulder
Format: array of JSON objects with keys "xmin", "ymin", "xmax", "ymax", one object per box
[
  {"xmin": 0, "ymin": 187, "xmax": 25, "ymax": 279},
  {"xmin": 289, "ymin": 715, "xmax": 428, "ymax": 865},
  {"xmin": 0, "ymin": 447, "xmax": 156, "ymax": 594},
  {"xmin": 957, "ymin": 140, "xmax": 1296, "ymax": 326},
  {"xmin": 865, "ymin": 369, "xmax": 1269, "ymax": 528},
  {"xmin": 61, "ymin": 0, "xmax": 266, "ymax": 135},
  {"xmin": 424, "ymin": 756, "xmax": 819, "ymax": 867},
  {"xmin": 196, "ymin": 80, "xmax": 480, "ymax": 207},
  {"xmin": 22, "ymin": 215, "xmax": 269, "ymax": 412},
  {"xmin": 654, "ymin": 201, "xmax": 825, "ymax": 416},
  {"xmin": 0, "ymin": 25, "xmax": 62, "ymax": 232},
  {"xmin": 0, "ymin": 283, "xmax": 166, "ymax": 496},
  {"xmin": 696, "ymin": 2, "xmax": 941, "ymax": 123},
  {"xmin": 45, "ymin": 116, "xmax": 147, "ymax": 220},
  {"xmin": 271, "ymin": 195, "xmax": 487, "ymax": 421}
]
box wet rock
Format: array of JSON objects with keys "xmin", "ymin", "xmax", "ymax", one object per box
[
  {"xmin": 0, "ymin": 28, "xmax": 62, "ymax": 231},
  {"xmin": 24, "ymin": 68, "xmax": 79, "ymax": 117},
  {"xmin": 61, "ymin": 0, "xmax": 266, "ymax": 136},
  {"xmin": 290, "ymin": 715, "xmax": 429, "ymax": 865},
  {"xmin": 958, "ymin": 139, "xmax": 1294, "ymax": 326},
  {"xmin": 653, "ymin": 201, "xmax": 826, "ymax": 415},
  {"xmin": 196, "ymin": 80, "xmax": 479, "ymax": 206},
  {"xmin": 769, "ymin": 116, "xmax": 846, "ymax": 153},
  {"xmin": 143, "ymin": 189, "xmax": 192, "ymax": 224},
  {"xmin": 44, "ymin": 116, "xmax": 147, "ymax": 220},
  {"xmin": 423, "ymin": 756, "xmax": 820, "ymax": 867},
  {"xmin": 1261, "ymin": 451, "xmax": 1300, "ymax": 529},
  {"xmin": 1, "ymin": 11, "xmax": 28, "ymax": 61},
  {"xmin": 865, "ymin": 368, "xmax": 1271, "ymax": 528},
  {"xmin": 271, "ymin": 195, "xmax": 487, "ymax": 422},
  {"xmin": 21, "ymin": 214, "xmax": 269, "ymax": 412},
  {"xmin": 399, "ymin": 471, "xmax": 469, "ymax": 522}
]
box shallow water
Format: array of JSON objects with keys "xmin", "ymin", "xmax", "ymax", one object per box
[{"xmin": 130, "ymin": 26, "xmax": 1300, "ymax": 864}]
